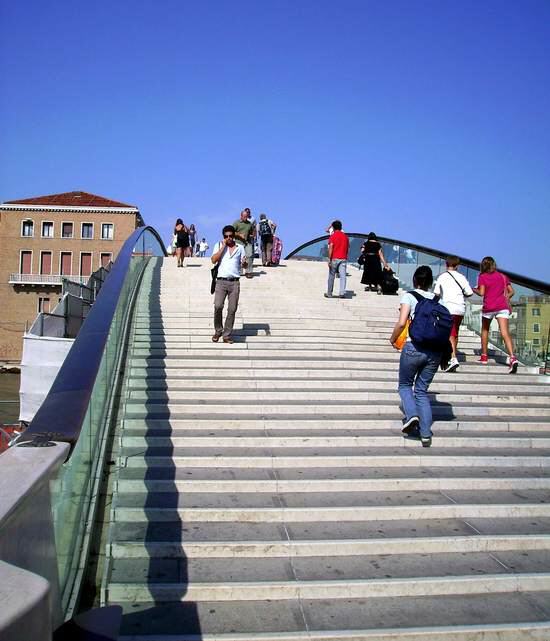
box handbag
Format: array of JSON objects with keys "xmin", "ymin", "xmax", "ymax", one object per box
[
  {"xmin": 210, "ymin": 263, "xmax": 219, "ymax": 295},
  {"xmin": 394, "ymin": 320, "xmax": 410, "ymax": 351},
  {"xmin": 210, "ymin": 243, "xmax": 226, "ymax": 294}
]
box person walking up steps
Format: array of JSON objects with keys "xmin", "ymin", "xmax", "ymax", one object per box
[
  {"xmin": 258, "ymin": 213, "xmax": 277, "ymax": 266},
  {"xmin": 390, "ymin": 266, "xmax": 453, "ymax": 448},
  {"xmin": 188, "ymin": 224, "xmax": 197, "ymax": 256},
  {"xmin": 233, "ymin": 209, "xmax": 255, "ymax": 278},
  {"xmin": 324, "ymin": 220, "xmax": 349, "ymax": 299},
  {"xmin": 433, "ymin": 255, "xmax": 473, "ymax": 372},
  {"xmin": 358, "ymin": 232, "xmax": 389, "ymax": 292},
  {"xmin": 473, "ymin": 256, "xmax": 518, "ymax": 373},
  {"xmin": 211, "ymin": 225, "xmax": 247, "ymax": 344},
  {"xmin": 174, "ymin": 218, "xmax": 189, "ymax": 267}
]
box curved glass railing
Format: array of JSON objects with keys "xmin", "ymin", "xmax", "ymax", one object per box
[
  {"xmin": 20, "ymin": 226, "xmax": 166, "ymax": 617},
  {"xmin": 288, "ymin": 234, "xmax": 550, "ymax": 372}
]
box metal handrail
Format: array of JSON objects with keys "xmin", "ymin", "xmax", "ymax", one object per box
[
  {"xmin": 21, "ymin": 226, "xmax": 166, "ymax": 452},
  {"xmin": 286, "ymin": 233, "xmax": 550, "ymax": 295}
]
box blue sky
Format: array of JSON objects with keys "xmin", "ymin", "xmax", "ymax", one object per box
[{"xmin": 1, "ymin": 0, "xmax": 549, "ymax": 281}]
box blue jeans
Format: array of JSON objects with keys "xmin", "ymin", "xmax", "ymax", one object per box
[
  {"xmin": 398, "ymin": 342, "xmax": 441, "ymax": 438},
  {"xmin": 327, "ymin": 260, "xmax": 347, "ymax": 296}
]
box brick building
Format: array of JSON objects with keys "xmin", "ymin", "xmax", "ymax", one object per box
[{"xmin": 0, "ymin": 191, "xmax": 143, "ymax": 364}]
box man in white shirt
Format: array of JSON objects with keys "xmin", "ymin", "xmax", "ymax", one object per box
[
  {"xmin": 433, "ymin": 256, "xmax": 473, "ymax": 372},
  {"xmin": 198, "ymin": 238, "xmax": 209, "ymax": 257},
  {"xmin": 211, "ymin": 225, "xmax": 247, "ymax": 344}
]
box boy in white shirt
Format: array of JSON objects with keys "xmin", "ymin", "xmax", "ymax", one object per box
[{"xmin": 433, "ymin": 256, "xmax": 473, "ymax": 372}]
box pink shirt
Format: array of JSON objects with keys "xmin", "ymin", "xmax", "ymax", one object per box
[{"xmin": 478, "ymin": 271, "xmax": 511, "ymax": 313}]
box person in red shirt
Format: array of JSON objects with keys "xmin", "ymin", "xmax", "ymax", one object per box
[{"xmin": 324, "ymin": 220, "xmax": 349, "ymax": 298}]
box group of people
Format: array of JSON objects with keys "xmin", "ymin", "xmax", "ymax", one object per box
[
  {"xmin": 323, "ymin": 226, "xmax": 396, "ymax": 298},
  {"xmin": 390, "ymin": 255, "xmax": 518, "ymax": 448},
  {"xmin": 208, "ymin": 209, "xmax": 278, "ymax": 343},
  {"xmin": 322, "ymin": 221, "xmax": 519, "ymax": 449},
  {"xmin": 179, "ymin": 217, "xmax": 520, "ymax": 449},
  {"xmin": 172, "ymin": 220, "xmax": 209, "ymax": 266}
]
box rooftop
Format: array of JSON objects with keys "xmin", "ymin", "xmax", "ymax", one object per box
[{"xmin": 3, "ymin": 190, "xmax": 137, "ymax": 210}]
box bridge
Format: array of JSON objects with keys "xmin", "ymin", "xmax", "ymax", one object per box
[{"xmin": 1, "ymin": 226, "xmax": 550, "ymax": 640}]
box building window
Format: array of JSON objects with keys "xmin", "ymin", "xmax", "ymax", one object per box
[
  {"xmin": 62, "ymin": 222, "xmax": 74, "ymax": 238},
  {"xmin": 100, "ymin": 252, "xmax": 112, "ymax": 268},
  {"xmin": 533, "ymin": 338, "xmax": 540, "ymax": 346},
  {"xmin": 101, "ymin": 223, "xmax": 114, "ymax": 240},
  {"xmin": 41, "ymin": 221, "xmax": 54, "ymax": 238},
  {"xmin": 532, "ymin": 308, "xmax": 541, "ymax": 316},
  {"xmin": 38, "ymin": 297, "xmax": 51, "ymax": 314},
  {"xmin": 80, "ymin": 252, "xmax": 92, "ymax": 277},
  {"xmin": 60, "ymin": 252, "xmax": 72, "ymax": 276},
  {"xmin": 40, "ymin": 251, "xmax": 52, "ymax": 275},
  {"xmin": 81, "ymin": 223, "xmax": 94, "ymax": 239},
  {"xmin": 22, "ymin": 220, "xmax": 34, "ymax": 237},
  {"xmin": 20, "ymin": 251, "xmax": 32, "ymax": 274},
  {"xmin": 533, "ymin": 323, "xmax": 540, "ymax": 333}
]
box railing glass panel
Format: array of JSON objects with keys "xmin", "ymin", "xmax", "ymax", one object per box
[{"xmin": 24, "ymin": 227, "xmax": 165, "ymax": 616}]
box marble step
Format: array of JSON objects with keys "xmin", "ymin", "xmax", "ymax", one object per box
[
  {"xmin": 126, "ymin": 389, "xmax": 550, "ymax": 406},
  {"xmin": 107, "ymin": 572, "xmax": 550, "ymax": 602},
  {"xmin": 114, "ymin": 603, "xmax": 550, "ymax": 640},
  {"xmin": 113, "ymin": 477, "xmax": 550, "ymax": 496},
  {"xmin": 122, "ymin": 402, "xmax": 550, "ymax": 418},
  {"xmin": 119, "ymin": 433, "xmax": 550, "ymax": 449},
  {"xmin": 120, "ymin": 418, "xmax": 550, "ymax": 433},
  {"xmin": 132, "ymin": 327, "xmax": 481, "ymax": 339},
  {"xmin": 130, "ymin": 335, "xmax": 484, "ymax": 347},
  {"xmin": 107, "ymin": 550, "xmax": 550, "ymax": 586},
  {"xmin": 112, "ymin": 503, "xmax": 550, "ymax": 524},
  {"xmin": 125, "ymin": 379, "xmax": 550, "ymax": 395},
  {"xmin": 127, "ymin": 357, "xmax": 531, "ymax": 371},
  {"xmin": 117, "ymin": 449, "xmax": 550, "ymax": 469},
  {"xmin": 126, "ymin": 367, "xmax": 547, "ymax": 383},
  {"xmin": 110, "ymin": 514, "xmax": 550, "ymax": 544},
  {"xmin": 110, "ymin": 533, "xmax": 550, "ymax": 559}
]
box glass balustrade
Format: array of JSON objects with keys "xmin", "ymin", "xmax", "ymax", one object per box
[{"xmin": 31, "ymin": 227, "xmax": 166, "ymax": 616}]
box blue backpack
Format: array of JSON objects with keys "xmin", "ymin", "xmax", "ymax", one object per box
[{"xmin": 408, "ymin": 291, "xmax": 453, "ymax": 351}]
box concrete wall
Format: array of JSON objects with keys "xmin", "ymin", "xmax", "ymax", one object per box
[{"xmin": 0, "ymin": 442, "xmax": 70, "ymax": 639}]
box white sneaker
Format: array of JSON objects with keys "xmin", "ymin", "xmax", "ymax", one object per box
[{"xmin": 444, "ymin": 357, "xmax": 459, "ymax": 373}]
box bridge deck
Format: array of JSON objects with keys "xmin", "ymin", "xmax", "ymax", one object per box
[{"xmin": 102, "ymin": 256, "xmax": 550, "ymax": 640}]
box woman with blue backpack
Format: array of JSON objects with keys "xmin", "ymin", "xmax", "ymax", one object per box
[{"xmin": 389, "ymin": 266, "xmax": 453, "ymax": 447}]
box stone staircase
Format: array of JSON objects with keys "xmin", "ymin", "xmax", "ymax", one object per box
[{"xmin": 103, "ymin": 256, "xmax": 550, "ymax": 640}]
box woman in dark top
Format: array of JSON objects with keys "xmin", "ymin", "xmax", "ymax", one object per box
[
  {"xmin": 174, "ymin": 218, "xmax": 189, "ymax": 267},
  {"xmin": 358, "ymin": 232, "xmax": 389, "ymax": 291},
  {"xmin": 188, "ymin": 224, "xmax": 197, "ymax": 257}
]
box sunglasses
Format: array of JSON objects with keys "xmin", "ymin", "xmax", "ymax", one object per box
[{"xmin": 224, "ymin": 234, "xmax": 234, "ymax": 239}]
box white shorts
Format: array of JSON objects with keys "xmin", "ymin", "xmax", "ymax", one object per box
[{"xmin": 482, "ymin": 309, "xmax": 511, "ymax": 320}]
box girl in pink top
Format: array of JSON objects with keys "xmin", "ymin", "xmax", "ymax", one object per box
[{"xmin": 473, "ymin": 256, "xmax": 518, "ymax": 373}]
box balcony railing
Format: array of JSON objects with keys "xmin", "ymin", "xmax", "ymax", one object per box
[{"xmin": 9, "ymin": 273, "xmax": 89, "ymax": 285}]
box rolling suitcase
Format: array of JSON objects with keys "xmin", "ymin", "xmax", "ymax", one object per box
[{"xmin": 271, "ymin": 237, "xmax": 283, "ymax": 265}]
